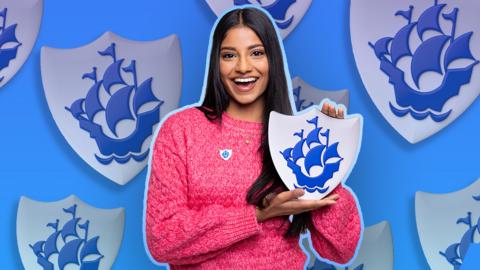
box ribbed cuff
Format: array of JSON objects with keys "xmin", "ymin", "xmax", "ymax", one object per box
[{"xmin": 222, "ymin": 205, "xmax": 261, "ymax": 244}]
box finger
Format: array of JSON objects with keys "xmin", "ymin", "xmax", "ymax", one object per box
[
  {"xmin": 273, "ymin": 189, "xmax": 304, "ymax": 204},
  {"xmin": 321, "ymin": 102, "xmax": 329, "ymax": 115},
  {"xmin": 338, "ymin": 107, "xmax": 345, "ymax": 119},
  {"xmin": 324, "ymin": 194, "xmax": 340, "ymax": 201},
  {"xmin": 328, "ymin": 104, "xmax": 337, "ymax": 118},
  {"xmin": 283, "ymin": 199, "xmax": 336, "ymax": 213}
]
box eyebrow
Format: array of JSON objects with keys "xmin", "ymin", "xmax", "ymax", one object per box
[{"xmin": 220, "ymin": 44, "xmax": 264, "ymax": 51}]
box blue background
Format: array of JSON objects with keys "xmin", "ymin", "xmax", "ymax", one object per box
[{"xmin": 1, "ymin": 0, "xmax": 478, "ymax": 269}]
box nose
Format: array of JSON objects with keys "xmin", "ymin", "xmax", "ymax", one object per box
[{"xmin": 235, "ymin": 54, "xmax": 252, "ymax": 74}]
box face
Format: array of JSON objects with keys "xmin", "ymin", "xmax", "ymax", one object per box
[{"xmin": 219, "ymin": 26, "xmax": 269, "ymax": 110}]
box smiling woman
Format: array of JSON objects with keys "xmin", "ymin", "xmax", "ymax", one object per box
[{"xmin": 144, "ymin": 7, "xmax": 361, "ymax": 270}]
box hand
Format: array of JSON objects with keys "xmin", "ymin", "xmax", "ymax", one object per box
[
  {"xmin": 255, "ymin": 189, "xmax": 339, "ymax": 222},
  {"xmin": 321, "ymin": 102, "xmax": 345, "ymax": 119}
]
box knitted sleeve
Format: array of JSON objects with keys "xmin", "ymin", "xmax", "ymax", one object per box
[
  {"xmin": 309, "ymin": 184, "xmax": 361, "ymax": 264},
  {"xmin": 145, "ymin": 114, "xmax": 261, "ymax": 265}
]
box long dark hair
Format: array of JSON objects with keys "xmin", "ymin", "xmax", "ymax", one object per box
[{"xmin": 198, "ymin": 7, "xmax": 312, "ymax": 237}]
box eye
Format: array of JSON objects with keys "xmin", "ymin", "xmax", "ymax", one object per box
[
  {"xmin": 222, "ymin": 53, "xmax": 236, "ymax": 59},
  {"xmin": 251, "ymin": 50, "xmax": 265, "ymax": 57}
]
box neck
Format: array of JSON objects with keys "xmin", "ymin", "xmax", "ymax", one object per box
[{"xmin": 226, "ymin": 98, "xmax": 265, "ymax": 123}]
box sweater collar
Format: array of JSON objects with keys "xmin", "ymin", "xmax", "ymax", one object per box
[{"xmin": 222, "ymin": 111, "xmax": 263, "ymax": 134}]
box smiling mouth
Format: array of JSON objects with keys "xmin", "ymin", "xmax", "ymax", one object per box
[{"xmin": 233, "ymin": 77, "xmax": 258, "ymax": 91}]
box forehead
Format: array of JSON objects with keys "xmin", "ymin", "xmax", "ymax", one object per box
[{"xmin": 221, "ymin": 26, "xmax": 263, "ymax": 48}]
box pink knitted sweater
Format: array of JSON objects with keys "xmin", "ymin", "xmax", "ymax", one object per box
[{"xmin": 145, "ymin": 107, "xmax": 361, "ymax": 270}]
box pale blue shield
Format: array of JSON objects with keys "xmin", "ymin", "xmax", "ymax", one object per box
[
  {"xmin": 350, "ymin": 0, "xmax": 480, "ymax": 143},
  {"xmin": 269, "ymin": 105, "xmax": 362, "ymax": 200},
  {"xmin": 16, "ymin": 195, "xmax": 125, "ymax": 270},
  {"xmin": 41, "ymin": 32, "xmax": 182, "ymax": 185},
  {"xmin": 303, "ymin": 221, "xmax": 393, "ymax": 270},
  {"xmin": 415, "ymin": 178, "xmax": 480, "ymax": 269},
  {"xmin": 0, "ymin": 0, "xmax": 42, "ymax": 88},
  {"xmin": 292, "ymin": 76, "xmax": 349, "ymax": 112},
  {"xmin": 205, "ymin": 0, "xmax": 312, "ymax": 39}
]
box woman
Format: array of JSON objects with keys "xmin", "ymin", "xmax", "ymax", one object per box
[{"xmin": 145, "ymin": 7, "xmax": 361, "ymax": 269}]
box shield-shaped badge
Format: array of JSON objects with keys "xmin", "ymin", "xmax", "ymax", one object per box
[
  {"xmin": 350, "ymin": 0, "xmax": 480, "ymax": 143},
  {"xmin": 16, "ymin": 195, "xmax": 125, "ymax": 270},
  {"xmin": 415, "ymin": 178, "xmax": 480, "ymax": 269},
  {"xmin": 303, "ymin": 221, "xmax": 393, "ymax": 270},
  {"xmin": 0, "ymin": 0, "xmax": 42, "ymax": 88},
  {"xmin": 292, "ymin": 76, "xmax": 349, "ymax": 112},
  {"xmin": 269, "ymin": 105, "xmax": 362, "ymax": 200},
  {"xmin": 41, "ymin": 32, "xmax": 182, "ymax": 185},
  {"xmin": 205, "ymin": 0, "xmax": 312, "ymax": 39}
]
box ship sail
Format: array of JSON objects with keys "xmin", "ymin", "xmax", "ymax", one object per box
[
  {"xmin": 371, "ymin": 37, "xmax": 392, "ymax": 59},
  {"xmin": 416, "ymin": 4, "xmax": 446, "ymax": 40},
  {"xmin": 102, "ymin": 59, "xmax": 126, "ymax": 94},
  {"xmin": 29, "ymin": 241, "xmax": 45, "ymax": 256},
  {"xmin": 0, "ymin": 45, "xmax": 20, "ymax": 70},
  {"xmin": 61, "ymin": 217, "xmax": 81, "ymax": 242},
  {"xmin": 79, "ymin": 256, "xmax": 103, "ymax": 270},
  {"xmin": 43, "ymin": 231, "xmax": 60, "ymax": 258},
  {"xmin": 292, "ymin": 139, "xmax": 305, "ymax": 162},
  {"xmin": 84, "ymin": 81, "xmax": 104, "ymax": 120},
  {"xmin": 58, "ymin": 238, "xmax": 83, "ymax": 270},
  {"xmin": 411, "ymin": 35, "xmax": 450, "ymax": 87},
  {"xmin": 263, "ymin": 0, "xmax": 296, "ymax": 21},
  {"xmin": 440, "ymin": 243, "xmax": 460, "ymax": 263},
  {"xmin": 458, "ymin": 225, "xmax": 477, "ymax": 259},
  {"xmin": 0, "ymin": 24, "xmax": 19, "ymax": 47},
  {"xmin": 305, "ymin": 127, "xmax": 322, "ymax": 147},
  {"xmin": 281, "ymin": 147, "xmax": 293, "ymax": 160},
  {"xmin": 80, "ymin": 236, "xmax": 101, "ymax": 261},
  {"xmin": 323, "ymin": 142, "xmax": 341, "ymax": 165},
  {"xmin": 105, "ymin": 85, "xmax": 134, "ymax": 136},
  {"xmin": 304, "ymin": 145, "xmax": 326, "ymax": 174},
  {"xmin": 390, "ymin": 23, "xmax": 416, "ymax": 65},
  {"xmin": 133, "ymin": 78, "xmax": 160, "ymax": 114},
  {"xmin": 67, "ymin": 99, "xmax": 85, "ymax": 118},
  {"xmin": 444, "ymin": 32, "xmax": 475, "ymax": 69}
]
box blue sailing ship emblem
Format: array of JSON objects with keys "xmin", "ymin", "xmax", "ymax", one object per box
[
  {"xmin": 29, "ymin": 205, "xmax": 104, "ymax": 270},
  {"xmin": 0, "ymin": 7, "xmax": 21, "ymax": 82},
  {"xmin": 369, "ymin": 0, "xmax": 478, "ymax": 123},
  {"xmin": 41, "ymin": 32, "xmax": 182, "ymax": 185},
  {"xmin": 416, "ymin": 179, "xmax": 480, "ymax": 269},
  {"xmin": 439, "ymin": 195, "xmax": 480, "ymax": 269},
  {"xmin": 0, "ymin": 0, "xmax": 42, "ymax": 88},
  {"xmin": 292, "ymin": 76, "xmax": 350, "ymax": 113},
  {"xmin": 205, "ymin": 0, "xmax": 312, "ymax": 38},
  {"xmin": 233, "ymin": 0, "xmax": 295, "ymax": 30},
  {"xmin": 17, "ymin": 195, "xmax": 125, "ymax": 270},
  {"xmin": 293, "ymin": 85, "xmax": 314, "ymax": 111},
  {"xmin": 280, "ymin": 116, "xmax": 343, "ymax": 193},
  {"xmin": 65, "ymin": 43, "xmax": 163, "ymax": 165},
  {"xmin": 351, "ymin": 0, "xmax": 480, "ymax": 143},
  {"xmin": 269, "ymin": 106, "xmax": 362, "ymax": 200}
]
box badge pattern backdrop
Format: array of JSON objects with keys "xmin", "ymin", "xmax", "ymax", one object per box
[{"xmin": 0, "ymin": 0, "xmax": 478, "ymax": 269}]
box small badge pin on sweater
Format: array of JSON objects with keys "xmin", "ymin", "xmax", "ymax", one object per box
[{"xmin": 220, "ymin": 149, "xmax": 232, "ymax": 160}]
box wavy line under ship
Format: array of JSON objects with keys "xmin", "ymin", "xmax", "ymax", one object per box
[
  {"xmin": 29, "ymin": 205, "xmax": 103, "ymax": 270},
  {"xmin": 370, "ymin": 0, "xmax": 478, "ymax": 122},
  {"xmin": 65, "ymin": 43, "xmax": 163, "ymax": 165},
  {"xmin": 280, "ymin": 116, "xmax": 343, "ymax": 193}
]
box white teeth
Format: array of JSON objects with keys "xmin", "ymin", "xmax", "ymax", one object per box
[{"xmin": 234, "ymin": 77, "xmax": 257, "ymax": 83}]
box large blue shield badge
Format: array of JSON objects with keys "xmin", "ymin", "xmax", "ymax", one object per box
[
  {"xmin": 292, "ymin": 76, "xmax": 350, "ymax": 112},
  {"xmin": 415, "ymin": 179, "xmax": 480, "ymax": 269},
  {"xmin": 205, "ymin": 0, "xmax": 312, "ymax": 39},
  {"xmin": 16, "ymin": 195, "xmax": 125, "ymax": 270},
  {"xmin": 350, "ymin": 0, "xmax": 480, "ymax": 143},
  {"xmin": 0, "ymin": 0, "xmax": 42, "ymax": 88},
  {"xmin": 41, "ymin": 32, "xmax": 182, "ymax": 185},
  {"xmin": 303, "ymin": 221, "xmax": 393, "ymax": 270},
  {"xmin": 269, "ymin": 105, "xmax": 362, "ymax": 200}
]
